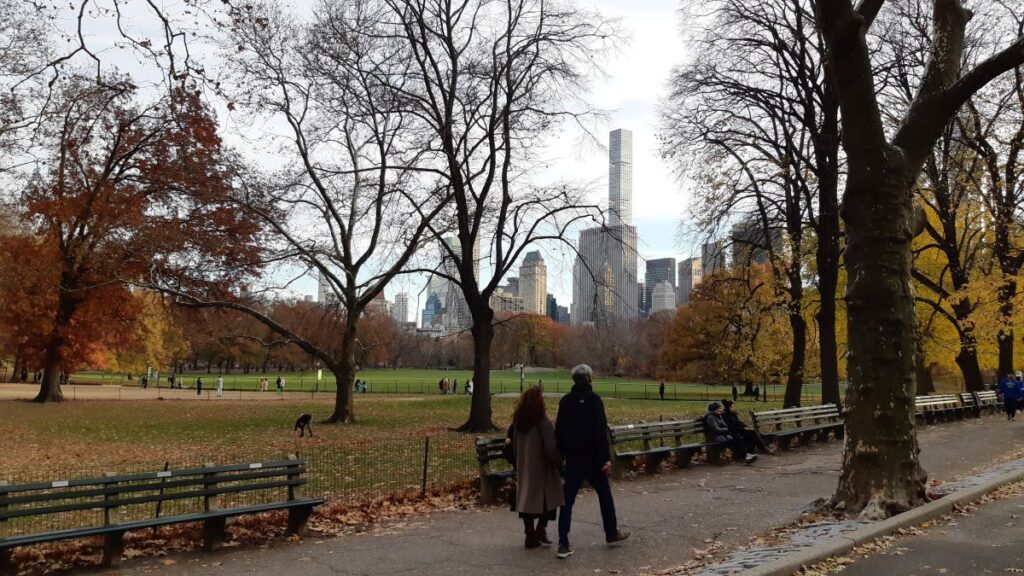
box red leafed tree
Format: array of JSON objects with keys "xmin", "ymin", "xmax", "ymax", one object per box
[{"xmin": 19, "ymin": 78, "xmax": 260, "ymax": 402}]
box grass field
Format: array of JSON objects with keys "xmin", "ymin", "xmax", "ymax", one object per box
[{"xmin": 67, "ymin": 367, "xmax": 843, "ymax": 403}]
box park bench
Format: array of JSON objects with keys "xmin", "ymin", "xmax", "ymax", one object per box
[
  {"xmin": 475, "ymin": 436, "xmax": 515, "ymax": 504},
  {"xmin": 915, "ymin": 394, "xmax": 966, "ymax": 424},
  {"xmin": 0, "ymin": 456, "xmax": 323, "ymax": 575},
  {"xmin": 749, "ymin": 404, "xmax": 843, "ymax": 450},
  {"xmin": 607, "ymin": 418, "xmax": 728, "ymax": 479},
  {"xmin": 973, "ymin": 390, "xmax": 1002, "ymax": 415}
]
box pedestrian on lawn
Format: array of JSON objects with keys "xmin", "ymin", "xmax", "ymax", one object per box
[
  {"xmin": 511, "ymin": 385, "xmax": 563, "ymax": 549},
  {"xmin": 704, "ymin": 401, "xmax": 758, "ymax": 464},
  {"xmin": 554, "ymin": 364, "xmax": 629, "ymax": 559}
]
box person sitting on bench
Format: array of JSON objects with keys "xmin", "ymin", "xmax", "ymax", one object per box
[
  {"xmin": 721, "ymin": 400, "xmax": 771, "ymax": 454},
  {"xmin": 703, "ymin": 402, "xmax": 757, "ymax": 464}
]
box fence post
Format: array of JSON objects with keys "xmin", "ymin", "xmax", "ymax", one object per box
[{"xmin": 421, "ymin": 436, "xmax": 430, "ymax": 497}]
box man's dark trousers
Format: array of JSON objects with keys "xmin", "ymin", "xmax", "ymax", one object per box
[
  {"xmin": 1006, "ymin": 397, "xmax": 1018, "ymax": 420},
  {"xmin": 558, "ymin": 463, "xmax": 618, "ymax": 547}
]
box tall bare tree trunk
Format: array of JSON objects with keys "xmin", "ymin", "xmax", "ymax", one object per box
[
  {"xmin": 459, "ymin": 307, "xmax": 497, "ymax": 432},
  {"xmin": 784, "ymin": 305, "xmax": 807, "ymax": 408},
  {"xmin": 326, "ymin": 318, "xmax": 358, "ymax": 423},
  {"xmin": 832, "ymin": 157, "xmax": 928, "ymax": 518},
  {"xmin": 997, "ymin": 280, "xmax": 1017, "ymax": 375}
]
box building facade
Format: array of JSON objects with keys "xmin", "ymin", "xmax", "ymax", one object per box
[
  {"xmin": 730, "ymin": 221, "xmax": 784, "ymax": 267},
  {"xmin": 392, "ymin": 293, "xmax": 409, "ymax": 324},
  {"xmin": 677, "ymin": 257, "xmax": 703, "ymax": 305},
  {"xmin": 644, "ymin": 257, "xmax": 677, "ymax": 315},
  {"xmin": 701, "ymin": 241, "xmax": 726, "ymax": 277},
  {"xmin": 650, "ymin": 280, "xmax": 676, "ymax": 313},
  {"xmin": 518, "ymin": 251, "xmax": 547, "ymax": 315}
]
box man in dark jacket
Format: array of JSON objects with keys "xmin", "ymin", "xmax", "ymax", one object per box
[
  {"xmin": 721, "ymin": 400, "xmax": 770, "ymax": 453},
  {"xmin": 704, "ymin": 402, "xmax": 757, "ymax": 463},
  {"xmin": 555, "ymin": 364, "xmax": 629, "ymax": 559},
  {"xmin": 999, "ymin": 372, "xmax": 1023, "ymax": 421}
]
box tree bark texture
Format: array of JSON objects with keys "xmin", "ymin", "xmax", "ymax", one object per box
[
  {"xmin": 458, "ymin": 309, "xmax": 498, "ymax": 432},
  {"xmin": 326, "ymin": 319, "xmax": 359, "ymax": 424},
  {"xmin": 833, "ymin": 153, "xmax": 928, "ymax": 519},
  {"xmin": 784, "ymin": 309, "xmax": 807, "ymax": 408},
  {"xmin": 34, "ymin": 290, "xmax": 78, "ymax": 403}
]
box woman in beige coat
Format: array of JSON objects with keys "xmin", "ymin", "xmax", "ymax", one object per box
[{"xmin": 513, "ymin": 385, "xmax": 564, "ymax": 548}]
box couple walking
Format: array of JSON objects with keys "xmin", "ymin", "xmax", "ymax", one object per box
[{"xmin": 510, "ymin": 364, "xmax": 629, "ymax": 559}]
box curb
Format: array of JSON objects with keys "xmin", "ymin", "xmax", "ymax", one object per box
[{"xmin": 742, "ymin": 462, "xmax": 1024, "ymax": 576}]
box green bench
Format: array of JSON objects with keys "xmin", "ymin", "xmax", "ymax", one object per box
[{"xmin": 0, "ymin": 456, "xmax": 324, "ymax": 575}]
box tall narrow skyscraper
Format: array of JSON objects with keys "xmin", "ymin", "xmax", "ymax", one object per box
[
  {"xmin": 608, "ymin": 129, "xmax": 633, "ymax": 227},
  {"xmin": 572, "ymin": 129, "xmax": 639, "ymax": 325}
]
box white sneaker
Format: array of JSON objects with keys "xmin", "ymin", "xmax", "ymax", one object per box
[{"xmin": 744, "ymin": 453, "xmax": 758, "ymax": 464}]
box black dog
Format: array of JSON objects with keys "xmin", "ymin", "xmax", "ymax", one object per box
[{"xmin": 294, "ymin": 413, "xmax": 314, "ymax": 437}]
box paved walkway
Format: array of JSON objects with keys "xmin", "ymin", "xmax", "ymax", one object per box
[
  {"xmin": 112, "ymin": 417, "xmax": 1024, "ymax": 576},
  {"xmin": 839, "ymin": 490, "xmax": 1024, "ymax": 575}
]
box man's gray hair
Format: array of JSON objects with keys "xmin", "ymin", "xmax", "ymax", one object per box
[{"xmin": 571, "ymin": 364, "xmax": 593, "ymax": 385}]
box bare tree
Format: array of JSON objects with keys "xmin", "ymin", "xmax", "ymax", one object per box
[
  {"xmin": 663, "ymin": 0, "xmax": 843, "ymax": 407},
  {"xmin": 153, "ymin": 0, "xmax": 452, "ymax": 423},
  {"xmin": 815, "ymin": 0, "xmax": 1024, "ymax": 518},
  {"xmin": 366, "ymin": 0, "xmax": 619, "ymax": 431}
]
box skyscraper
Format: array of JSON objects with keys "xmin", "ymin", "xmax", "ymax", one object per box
[
  {"xmin": 644, "ymin": 257, "xmax": 677, "ymax": 315},
  {"xmin": 701, "ymin": 241, "xmax": 726, "ymax": 277},
  {"xmin": 731, "ymin": 221, "xmax": 784, "ymax": 267},
  {"xmin": 392, "ymin": 293, "xmax": 409, "ymax": 324},
  {"xmin": 609, "ymin": 128, "xmax": 633, "ymax": 227},
  {"xmin": 518, "ymin": 251, "xmax": 547, "ymax": 315},
  {"xmin": 571, "ymin": 129, "xmax": 640, "ymax": 326},
  {"xmin": 546, "ymin": 294, "xmax": 558, "ymax": 320},
  {"xmin": 677, "ymin": 257, "xmax": 703, "ymax": 305}
]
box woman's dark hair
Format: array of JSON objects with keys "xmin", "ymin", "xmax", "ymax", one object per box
[{"xmin": 513, "ymin": 385, "xmax": 546, "ymax": 432}]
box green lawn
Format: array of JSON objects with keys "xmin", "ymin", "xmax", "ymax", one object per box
[{"xmin": 70, "ymin": 367, "xmax": 833, "ymax": 403}]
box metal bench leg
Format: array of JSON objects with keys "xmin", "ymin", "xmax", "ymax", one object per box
[
  {"xmin": 288, "ymin": 505, "xmax": 314, "ymax": 535},
  {"xmin": 706, "ymin": 445, "xmax": 724, "ymax": 465},
  {"xmin": 0, "ymin": 549, "xmax": 15, "ymax": 576},
  {"xmin": 610, "ymin": 458, "xmax": 627, "ymax": 481},
  {"xmin": 102, "ymin": 531, "xmax": 124, "ymax": 567},
  {"xmin": 673, "ymin": 449, "xmax": 695, "ymax": 469},
  {"xmin": 479, "ymin": 476, "xmax": 499, "ymax": 504},
  {"xmin": 644, "ymin": 454, "xmax": 665, "ymax": 475},
  {"xmin": 203, "ymin": 517, "xmax": 227, "ymax": 551}
]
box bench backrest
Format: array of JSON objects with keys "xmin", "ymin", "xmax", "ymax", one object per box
[
  {"xmin": 608, "ymin": 418, "xmax": 710, "ymax": 453},
  {"xmin": 958, "ymin": 392, "xmax": 978, "ymax": 407},
  {"xmin": 975, "ymin": 390, "xmax": 1000, "ymax": 406},
  {"xmin": 0, "ymin": 457, "xmax": 306, "ymax": 537},
  {"xmin": 750, "ymin": 404, "xmax": 841, "ymax": 432},
  {"xmin": 914, "ymin": 394, "xmax": 961, "ymax": 414},
  {"xmin": 475, "ymin": 437, "xmax": 511, "ymax": 475}
]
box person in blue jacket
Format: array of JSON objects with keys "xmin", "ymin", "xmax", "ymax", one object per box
[{"xmin": 998, "ymin": 372, "xmax": 1022, "ymax": 421}]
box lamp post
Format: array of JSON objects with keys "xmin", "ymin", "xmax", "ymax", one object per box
[{"xmin": 519, "ymin": 363, "xmax": 524, "ymax": 393}]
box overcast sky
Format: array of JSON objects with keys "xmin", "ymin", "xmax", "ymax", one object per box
[{"xmin": 61, "ymin": 0, "xmax": 700, "ymax": 321}]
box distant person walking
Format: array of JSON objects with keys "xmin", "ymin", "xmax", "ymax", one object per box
[
  {"xmin": 511, "ymin": 386, "xmax": 563, "ymax": 549},
  {"xmin": 998, "ymin": 372, "xmax": 1023, "ymax": 421},
  {"xmin": 467, "ymin": 379, "xmax": 474, "ymax": 395},
  {"xmin": 168, "ymin": 373, "xmax": 176, "ymax": 389},
  {"xmin": 453, "ymin": 379, "xmax": 459, "ymax": 396},
  {"xmin": 215, "ymin": 376, "xmax": 224, "ymax": 397},
  {"xmin": 555, "ymin": 364, "xmax": 629, "ymax": 559},
  {"xmin": 732, "ymin": 384, "xmax": 739, "ymax": 402},
  {"xmin": 195, "ymin": 377, "xmax": 203, "ymax": 396},
  {"xmin": 659, "ymin": 381, "xmax": 665, "ymax": 400}
]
